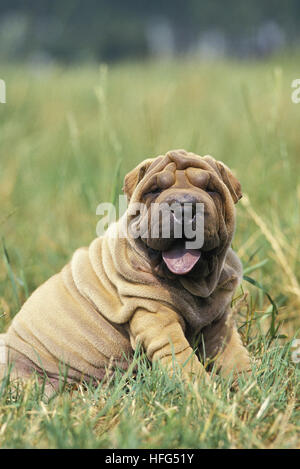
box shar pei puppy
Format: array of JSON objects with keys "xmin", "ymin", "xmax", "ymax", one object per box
[{"xmin": 0, "ymin": 149, "xmax": 251, "ymax": 392}]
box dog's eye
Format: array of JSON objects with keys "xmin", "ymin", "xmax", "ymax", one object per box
[{"xmin": 144, "ymin": 187, "xmax": 162, "ymax": 198}]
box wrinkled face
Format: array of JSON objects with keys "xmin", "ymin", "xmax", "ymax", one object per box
[{"xmin": 123, "ymin": 150, "xmax": 242, "ymax": 282}]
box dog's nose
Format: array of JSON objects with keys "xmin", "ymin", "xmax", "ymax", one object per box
[
  {"xmin": 169, "ymin": 195, "xmax": 199, "ymax": 227},
  {"xmin": 170, "ymin": 204, "xmax": 195, "ymax": 225}
]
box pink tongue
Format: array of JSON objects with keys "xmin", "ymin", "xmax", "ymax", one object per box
[{"xmin": 162, "ymin": 243, "xmax": 201, "ymax": 275}]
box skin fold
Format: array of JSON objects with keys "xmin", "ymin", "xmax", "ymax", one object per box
[{"xmin": 0, "ymin": 149, "xmax": 250, "ymax": 393}]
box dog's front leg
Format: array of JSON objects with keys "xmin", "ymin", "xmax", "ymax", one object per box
[
  {"xmin": 214, "ymin": 325, "xmax": 251, "ymax": 378},
  {"xmin": 129, "ymin": 307, "xmax": 209, "ymax": 384}
]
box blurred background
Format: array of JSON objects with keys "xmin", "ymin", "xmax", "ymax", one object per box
[
  {"xmin": 0, "ymin": 0, "xmax": 300, "ymax": 63},
  {"xmin": 0, "ymin": 1, "xmax": 299, "ymax": 336}
]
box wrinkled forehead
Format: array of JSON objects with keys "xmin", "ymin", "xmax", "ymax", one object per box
[
  {"xmin": 147, "ymin": 150, "xmax": 215, "ymax": 172},
  {"xmin": 143, "ymin": 150, "xmax": 223, "ymax": 192}
]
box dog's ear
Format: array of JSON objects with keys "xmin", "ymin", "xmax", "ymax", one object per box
[
  {"xmin": 215, "ymin": 161, "xmax": 242, "ymax": 204},
  {"xmin": 203, "ymin": 156, "xmax": 242, "ymax": 203},
  {"xmin": 123, "ymin": 159, "xmax": 154, "ymax": 200}
]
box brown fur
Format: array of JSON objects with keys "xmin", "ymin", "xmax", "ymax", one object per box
[{"xmin": 0, "ymin": 150, "xmax": 250, "ymax": 392}]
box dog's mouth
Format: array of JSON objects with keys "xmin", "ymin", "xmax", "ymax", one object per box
[
  {"xmin": 146, "ymin": 237, "xmax": 204, "ymax": 277},
  {"xmin": 161, "ymin": 240, "xmax": 201, "ymax": 275}
]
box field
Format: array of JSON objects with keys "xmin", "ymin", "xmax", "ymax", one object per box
[{"xmin": 0, "ymin": 56, "xmax": 299, "ymax": 449}]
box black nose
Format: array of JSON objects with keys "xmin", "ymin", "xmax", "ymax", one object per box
[
  {"xmin": 170, "ymin": 204, "xmax": 195, "ymax": 224},
  {"xmin": 169, "ymin": 195, "xmax": 198, "ymax": 227}
]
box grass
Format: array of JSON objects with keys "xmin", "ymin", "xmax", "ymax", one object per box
[{"xmin": 0, "ymin": 54, "xmax": 299, "ymax": 449}]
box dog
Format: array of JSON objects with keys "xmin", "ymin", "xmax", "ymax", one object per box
[{"xmin": 0, "ymin": 149, "xmax": 250, "ymax": 392}]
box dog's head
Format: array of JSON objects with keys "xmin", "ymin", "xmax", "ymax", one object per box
[{"xmin": 123, "ymin": 149, "xmax": 242, "ymax": 297}]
